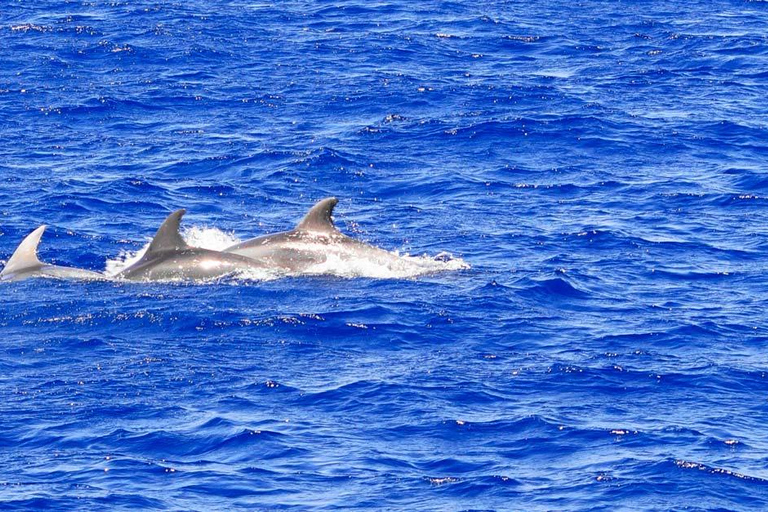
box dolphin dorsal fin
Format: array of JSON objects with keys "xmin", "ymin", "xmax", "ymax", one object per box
[
  {"xmin": 146, "ymin": 209, "xmax": 189, "ymax": 254},
  {"xmin": 296, "ymin": 197, "xmax": 339, "ymax": 233},
  {"xmin": 1, "ymin": 225, "xmax": 46, "ymax": 277}
]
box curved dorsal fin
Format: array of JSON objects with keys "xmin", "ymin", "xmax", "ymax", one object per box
[
  {"xmin": 146, "ymin": 209, "xmax": 189, "ymax": 254},
  {"xmin": 296, "ymin": 197, "xmax": 339, "ymax": 233},
  {"xmin": 1, "ymin": 225, "xmax": 46, "ymax": 277}
]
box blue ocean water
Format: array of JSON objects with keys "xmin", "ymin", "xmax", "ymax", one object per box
[{"xmin": 2, "ymin": 0, "xmax": 768, "ymax": 509}]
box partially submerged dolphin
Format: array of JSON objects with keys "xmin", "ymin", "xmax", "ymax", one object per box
[
  {"xmin": 224, "ymin": 197, "xmax": 408, "ymax": 272},
  {"xmin": 0, "ymin": 226, "xmax": 104, "ymax": 282},
  {"xmin": 3, "ymin": 198, "xmax": 464, "ymax": 283},
  {"xmin": 117, "ymin": 209, "xmax": 276, "ymax": 281}
]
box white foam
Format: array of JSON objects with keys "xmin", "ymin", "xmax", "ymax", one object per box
[
  {"xmin": 291, "ymin": 242, "xmax": 470, "ymax": 279},
  {"xmin": 183, "ymin": 225, "xmax": 240, "ymax": 250},
  {"xmin": 104, "ymin": 226, "xmax": 470, "ymax": 281},
  {"xmin": 104, "ymin": 245, "xmax": 147, "ymax": 277}
]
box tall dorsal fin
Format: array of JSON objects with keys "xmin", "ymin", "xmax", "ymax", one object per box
[
  {"xmin": 1, "ymin": 225, "xmax": 46, "ymax": 277},
  {"xmin": 146, "ymin": 209, "xmax": 189, "ymax": 254},
  {"xmin": 296, "ymin": 197, "xmax": 339, "ymax": 233}
]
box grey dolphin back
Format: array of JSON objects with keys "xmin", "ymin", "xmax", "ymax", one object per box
[
  {"xmin": 118, "ymin": 208, "xmax": 277, "ymax": 281},
  {"xmin": 146, "ymin": 209, "xmax": 190, "ymax": 254},
  {"xmin": 1, "ymin": 225, "xmax": 46, "ymax": 277},
  {"xmin": 296, "ymin": 197, "xmax": 340, "ymax": 234}
]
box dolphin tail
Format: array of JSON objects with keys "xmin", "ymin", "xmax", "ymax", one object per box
[
  {"xmin": 1, "ymin": 225, "xmax": 46, "ymax": 278},
  {"xmin": 145, "ymin": 209, "xmax": 190, "ymax": 255},
  {"xmin": 296, "ymin": 197, "xmax": 340, "ymax": 233}
]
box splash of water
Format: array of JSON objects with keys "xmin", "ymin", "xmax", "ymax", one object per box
[{"xmin": 299, "ymin": 244, "xmax": 471, "ymax": 279}]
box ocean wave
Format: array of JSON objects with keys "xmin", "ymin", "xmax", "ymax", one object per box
[{"xmin": 3, "ymin": 0, "xmax": 768, "ymax": 509}]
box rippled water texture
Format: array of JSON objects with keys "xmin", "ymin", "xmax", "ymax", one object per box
[{"xmin": 2, "ymin": 1, "xmax": 768, "ymax": 510}]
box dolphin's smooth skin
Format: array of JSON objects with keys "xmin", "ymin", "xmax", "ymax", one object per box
[
  {"xmin": 0, "ymin": 226, "xmax": 104, "ymax": 282},
  {"xmin": 224, "ymin": 197, "xmax": 405, "ymax": 272},
  {"xmin": 117, "ymin": 209, "xmax": 276, "ymax": 281}
]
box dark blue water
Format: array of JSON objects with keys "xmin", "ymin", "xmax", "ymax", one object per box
[{"xmin": 2, "ymin": 1, "xmax": 768, "ymax": 509}]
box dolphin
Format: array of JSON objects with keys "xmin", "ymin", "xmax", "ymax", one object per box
[
  {"xmin": 0, "ymin": 226, "xmax": 104, "ymax": 282},
  {"xmin": 223, "ymin": 197, "xmax": 408, "ymax": 273},
  {"xmin": 117, "ymin": 209, "xmax": 277, "ymax": 281}
]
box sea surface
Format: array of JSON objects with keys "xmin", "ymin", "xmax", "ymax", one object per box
[{"xmin": 2, "ymin": 0, "xmax": 768, "ymax": 510}]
